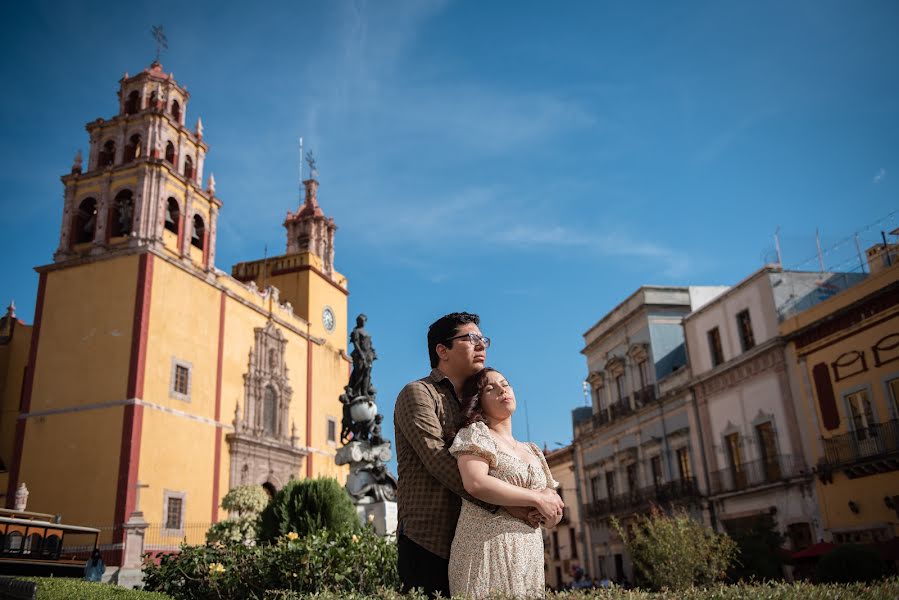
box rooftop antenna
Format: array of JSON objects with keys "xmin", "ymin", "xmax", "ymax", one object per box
[
  {"xmin": 298, "ymin": 137, "xmax": 304, "ymax": 202},
  {"xmin": 150, "ymin": 25, "xmax": 168, "ymax": 63},
  {"xmin": 774, "ymin": 226, "xmax": 783, "ymax": 267}
]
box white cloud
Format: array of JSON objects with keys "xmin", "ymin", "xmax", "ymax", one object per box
[{"xmin": 874, "ymin": 168, "xmax": 886, "ymax": 183}]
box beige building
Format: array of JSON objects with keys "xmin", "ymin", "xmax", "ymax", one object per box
[
  {"xmin": 684, "ymin": 266, "xmax": 862, "ymax": 551},
  {"xmin": 544, "ymin": 444, "xmax": 585, "ymax": 589}
]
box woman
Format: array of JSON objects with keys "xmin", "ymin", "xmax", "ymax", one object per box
[
  {"xmin": 83, "ymin": 547, "xmax": 105, "ymax": 582},
  {"xmin": 448, "ymin": 367, "xmax": 564, "ymax": 598}
]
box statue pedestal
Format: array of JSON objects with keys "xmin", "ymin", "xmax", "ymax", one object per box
[{"xmin": 356, "ymin": 500, "xmax": 397, "ymax": 536}]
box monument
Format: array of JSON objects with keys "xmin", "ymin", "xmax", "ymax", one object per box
[{"xmin": 335, "ymin": 314, "xmax": 398, "ymax": 535}]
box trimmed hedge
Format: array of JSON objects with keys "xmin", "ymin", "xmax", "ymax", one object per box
[
  {"xmin": 266, "ymin": 578, "xmax": 899, "ymax": 599},
  {"xmin": 25, "ymin": 577, "xmax": 172, "ymax": 599}
]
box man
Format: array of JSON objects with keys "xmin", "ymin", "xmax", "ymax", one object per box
[{"xmin": 393, "ymin": 312, "xmax": 546, "ymax": 597}]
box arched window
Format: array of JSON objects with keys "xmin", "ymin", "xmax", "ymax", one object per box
[
  {"xmin": 262, "ymin": 482, "xmax": 277, "ymax": 497},
  {"xmin": 171, "ymin": 99, "xmax": 181, "ymax": 122},
  {"xmin": 165, "ymin": 198, "xmax": 180, "ymax": 234},
  {"xmin": 26, "ymin": 533, "xmax": 42, "ymax": 555},
  {"xmin": 6, "ymin": 531, "xmax": 23, "ymax": 553},
  {"xmin": 165, "ymin": 141, "xmax": 175, "ymax": 165},
  {"xmin": 264, "ymin": 385, "xmax": 278, "ymax": 436},
  {"xmin": 109, "ymin": 190, "xmax": 134, "ymax": 238},
  {"xmin": 149, "ymin": 90, "xmax": 159, "ymax": 110},
  {"xmin": 123, "ymin": 134, "xmax": 142, "ymax": 162},
  {"xmin": 43, "ymin": 535, "xmax": 60, "ymax": 559},
  {"xmin": 183, "ymin": 155, "xmax": 194, "ymax": 180},
  {"xmin": 99, "ymin": 140, "xmax": 116, "ymax": 167},
  {"xmin": 73, "ymin": 198, "xmax": 98, "ymax": 245},
  {"xmin": 191, "ymin": 214, "xmax": 205, "ymax": 249},
  {"xmin": 125, "ymin": 90, "xmax": 141, "ymax": 115}
]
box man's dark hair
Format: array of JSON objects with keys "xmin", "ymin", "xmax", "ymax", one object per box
[{"xmin": 427, "ymin": 312, "xmax": 480, "ymax": 368}]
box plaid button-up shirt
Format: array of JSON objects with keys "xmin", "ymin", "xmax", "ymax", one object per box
[{"xmin": 394, "ymin": 368, "xmax": 493, "ymax": 559}]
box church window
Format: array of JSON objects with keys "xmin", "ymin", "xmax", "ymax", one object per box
[
  {"xmin": 124, "ymin": 134, "xmax": 142, "ymax": 162},
  {"xmin": 73, "ymin": 197, "xmax": 97, "ymax": 245},
  {"xmin": 108, "ymin": 190, "xmax": 134, "ymax": 238},
  {"xmin": 268, "ymin": 349, "xmax": 277, "ymax": 370},
  {"xmin": 264, "ymin": 386, "xmax": 278, "ymax": 436},
  {"xmin": 183, "ymin": 155, "xmax": 194, "ymax": 180},
  {"xmin": 162, "ymin": 491, "xmax": 185, "ymax": 532},
  {"xmin": 125, "ymin": 90, "xmax": 141, "ymax": 115},
  {"xmin": 327, "ymin": 417, "xmax": 337, "ymax": 444},
  {"xmin": 149, "ymin": 90, "xmax": 159, "ymax": 110},
  {"xmin": 165, "ymin": 141, "xmax": 176, "ymax": 165},
  {"xmin": 99, "ymin": 140, "xmax": 116, "ymax": 167},
  {"xmin": 170, "ymin": 358, "xmax": 192, "ymax": 402},
  {"xmin": 164, "ymin": 198, "xmax": 180, "ymax": 234},
  {"xmin": 171, "ymin": 99, "xmax": 181, "ymax": 122},
  {"xmin": 191, "ymin": 215, "xmax": 205, "ymax": 249}
]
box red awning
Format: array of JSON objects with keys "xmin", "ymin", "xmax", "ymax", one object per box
[{"xmin": 791, "ymin": 542, "xmax": 836, "ymax": 559}]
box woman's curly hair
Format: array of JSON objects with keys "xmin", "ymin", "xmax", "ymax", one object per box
[{"xmin": 449, "ymin": 367, "xmax": 499, "ymax": 440}]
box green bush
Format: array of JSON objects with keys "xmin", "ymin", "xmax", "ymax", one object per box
[
  {"xmin": 726, "ymin": 513, "xmax": 786, "ymax": 581},
  {"xmin": 142, "ymin": 526, "xmax": 398, "ymax": 599},
  {"xmin": 259, "ymin": 478, "xmax": 360, "ymax": 542},
  {"xmin": 24, "ymin": 577, "xmax": 172, "ymax": 599},
  {"xmin": 815, "ymin": 543, "xmax": 886, "ymax": 583},
  {"xmin": 207, "ymin": 484, "xmax": 271, "ymax": 546},
  {"xmin": 613, "ymin": 506, "xmax": 738, "ymax": 591}
]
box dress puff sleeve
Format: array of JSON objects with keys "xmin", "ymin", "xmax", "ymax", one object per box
[
  {"xmin": 532, "ymin": 443, "xmax": 560, "ymax": 490},
  {"xmin": 449, "ymin": 421, "xmax": 498, "ymax": 469}
]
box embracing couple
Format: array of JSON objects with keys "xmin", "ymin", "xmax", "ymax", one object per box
[{"xmin": 393, "ymin": 312, "xmax": 565, "ymax": 599}]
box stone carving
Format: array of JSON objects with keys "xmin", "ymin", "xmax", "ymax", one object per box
[{"xmin": 335, "ymin": 314, "xmax": 397, "ymax": 504}]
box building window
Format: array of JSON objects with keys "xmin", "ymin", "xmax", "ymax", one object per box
[
  {"xmin": 626, "ymin": 463, "xmax": 638, "ymax": 496},
  {"xmin": 590, "ymin": 475, "xmax": 602, "ymax": 502},
  {"xmin": 676, "ymin": 447, "xmax": 692, "ymax": 481},
  {"xmin": 264, "ymin": 385, "xmax": 278, "ymax": 436},
  {"xmin": 708, "ymin": 327, "xmax": 724, "ymax": 367},
  {"xmin": 597, "ymin": 554, "xmax": 606, "ymax": 578},
  {"xmin": 725, "ymin": 433, "xmax": 746, "ymax": 489},
  {"xmin": 604, "ymin": 469, "xmax": 616, "ymax": 500},
  {"xmin": 99, "ymin": 140, "xmax": 116, "ymax": 167},
  {"xmin": 125, "ymin": 90, "xmax": 141, "ymax": 115},
  {"xmin": 73, "ymin": 197, "xmax": 98, "ymax": 245},
  {"xmin": 183, "ymin": 155, "xmax": 194, "ymax": 180},
  {"xmin": 327, "ymin": 417, "xmax": 337, "ymax": 444},
  {"xmin": 170, "ymin": 358, "xmax": 192, "ymax": 402},
  {"xmin": 124, "ymin": 134, "xmax": 142, "ymax": 162},
  {"xmin": 569, "ymin": 527, "xmax": 578, "ymax": 558},
  {"xmin": 736, "ymin": 310, "xmax": 756, "ymax": 352},
  {"xmin": 165, "ymin": 141, "xmax": 176, "ymax": 165},
  {"xmin": 637, "ymin": 359, "xmax": 649, "ymax": 389},
  {"xmin": 847, "ymin": 390, "xmax": 877, "ymax": 441},
  {"xmin": 615, "ymin": 374, "xmax": 627, "ymax": 404},
  {"xmin": 109, "ymin": 189, "xmax": 134, "ymax": 238},
  {"xmin": 163, "ymin": 491, "xmax": 185, "ymax": 533},
  {"xmin": 552, "ymin": 530, "xmax": 560, "ymax": 559},
  {"xmin": 787, "ymin": 522, "xmax": 813, "ymax": 551},
  {"xmin": 889, "ymin": 378, "xmax": 899, "ymax": 419},
  {"xmin": 755, "ymin": 422, "xmax": 781, "ymax": 481},
  {"xmin": 650, "ymin": 455, "xmax": 663, "ymax": 487},
  {"xmin": 171, "ymin": 99, "xmax": 181, "ymax": 122}
]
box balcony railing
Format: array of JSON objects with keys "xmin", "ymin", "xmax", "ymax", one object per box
[
  {"xmin": 822, "ymin": 420, "xmax": 899, "ymax": 472},
  {"xmin": 583, "ymin": 477, "xmax": 700, "ymax": 520},
  {"xmin": 709, "ymin": 454, "xmax": 808, "ymax": 495},
  {"xmin": 608, "ymin": 399, "xmax": 634, "ymax": 420}
]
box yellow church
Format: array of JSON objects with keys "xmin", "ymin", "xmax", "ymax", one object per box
[{"xmin": 0, "ymin": 60, "xmax": 350, "ymax": 562}]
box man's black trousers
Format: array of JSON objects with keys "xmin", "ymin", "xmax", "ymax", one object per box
[{"xmin": 397, "ymin": 534, "xmax": 451, "ymax": 599}]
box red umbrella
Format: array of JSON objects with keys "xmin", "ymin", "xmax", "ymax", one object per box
[{"xmin": 792, "ymin": 542, "xmax": 836, "ymax": 559}]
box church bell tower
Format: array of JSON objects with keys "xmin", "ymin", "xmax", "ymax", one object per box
[{"xmin": 56, "ymin": 61, "xmax": 221, "ymax": 271}]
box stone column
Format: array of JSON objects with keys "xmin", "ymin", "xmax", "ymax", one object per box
[{"xmin": 207, "ymin": 204, "xmax": 218, "ymax": 269}]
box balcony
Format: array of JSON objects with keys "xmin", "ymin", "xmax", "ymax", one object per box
[
  {"xmin": 633, "ymin": 385, "xmax": 656, "ymax": 408},
  {"xmin": 583, "ymin": 477, "xmax": 700, "ymax": 521},
  {"xmin": 608, "ymin": 399, "xmax": 634, "ymax": 421},
  {"xmin": 821, "ymin": 420, "xmax": 899, "ymax": 479},
  {"xmin": 709, "ymin": 454, "xmax": 809, "ymax": 495}
]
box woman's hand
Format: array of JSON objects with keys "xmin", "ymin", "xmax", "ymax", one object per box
[{"xmin": 530, "ymin": 487, "xmax": 564, "ymax": 522}]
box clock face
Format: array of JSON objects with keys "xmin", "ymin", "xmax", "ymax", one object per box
[{"xmin": 322, "ymin": 306, "xmax": 335, "ymax": 332}]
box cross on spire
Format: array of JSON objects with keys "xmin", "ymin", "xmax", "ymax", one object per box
[{"xmin": 151, "ymin": 25, "xmax": 168, "ymax": 63}]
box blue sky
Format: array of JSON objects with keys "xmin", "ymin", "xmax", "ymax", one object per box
[{"xmin": 2, "ymin": 1, "xmax": 897, "ymax": 456}]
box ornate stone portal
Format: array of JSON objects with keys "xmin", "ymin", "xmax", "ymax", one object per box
[
  {"xmin": 227, "ymin": 321, "xmax": 306, "ymax": 491},
  {"xmin": 335, "ymin": 315, "xmax": 398, "ymax": 533}
]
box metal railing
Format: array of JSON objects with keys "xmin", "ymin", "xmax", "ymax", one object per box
[
  {"xmin": 633, "ymin": 385, "xmax": 656, "ymax": 408},
  {"xmin": 583, "ymin": 477, "xmax": 700, "ymax": 520},
  {"xmin": 708, "ymin": 454, "xmax": 808, "ymax": 495},
  {"xmin": 144, "ymin": 522, "xmax": 211, "ymax": 554},
  {"xmin": 822, "ymin": 420, "xmax": 899, "ymax": 467},
  {"xmin": 609, "ymin": 399, "xmax": 634, "ymax": 420}
]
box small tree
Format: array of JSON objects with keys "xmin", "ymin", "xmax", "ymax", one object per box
[
  {"xmin": 206, "ymin": 484, "xmax": 270, "ymax": 546},
  {"xmin": 612, "ymin": 506, "xmax": 737, "ymax": 591},
  {"xmin": 727, "ymin": 513, "xmax": 786, "ymax": 581},
  {"xmin": 259, "ymin": 477, "xmax": 360, "ymax": 541}
]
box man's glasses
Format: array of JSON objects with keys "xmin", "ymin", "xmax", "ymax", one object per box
[{"xmin": 445, "ymin": 332, "xmax": 491, "ymax": 348}]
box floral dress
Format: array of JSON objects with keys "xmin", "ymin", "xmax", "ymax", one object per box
[{"xmin": 448, "ymin": 421, "xmax": 559, "ymax": 599}]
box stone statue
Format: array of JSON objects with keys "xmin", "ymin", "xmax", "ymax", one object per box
[
  {"xmin": 334, "ymin": 314, "xmax": 397, "ymax": 507},
  {"xmin": 348, "ymin": 314, "xmax": 376, "ymax": 400}
]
